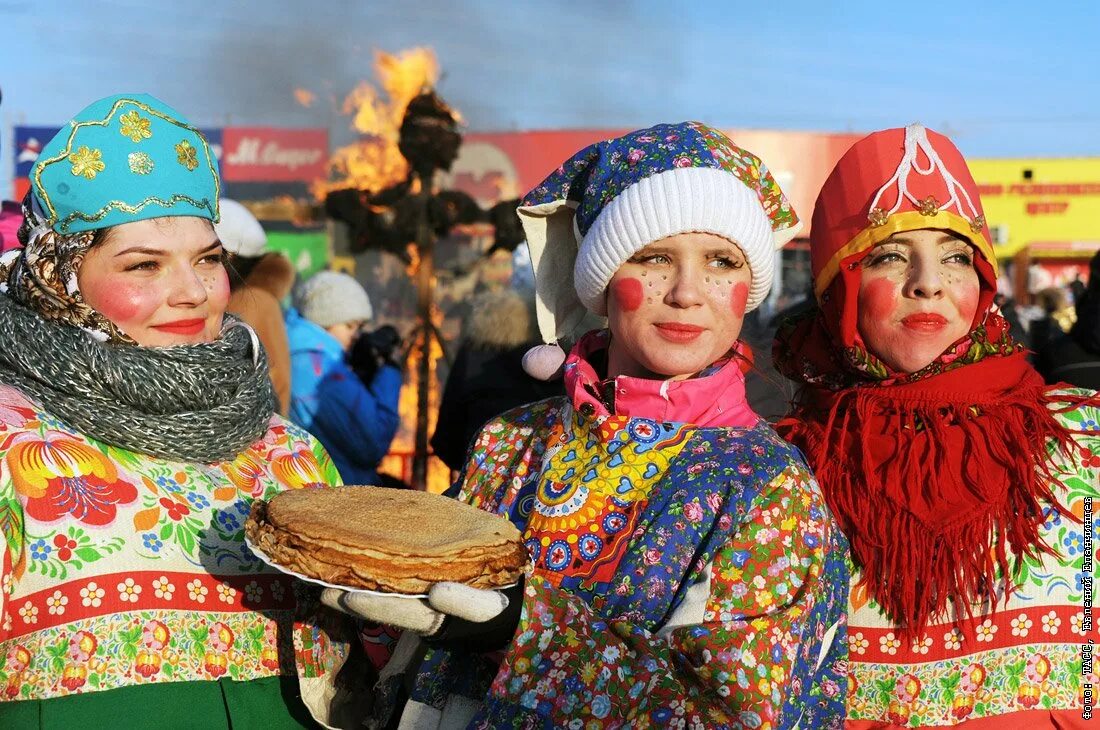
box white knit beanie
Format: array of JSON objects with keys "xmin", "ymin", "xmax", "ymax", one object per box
[
  {"xmin": 214, "ymin": 199, "xmax": 268, "ymax": 258},
  {"xmin": 575, "ymin": 166, "xmax": 775, "ymax": 315},
  {"xmin": 294, "ymin": 271, "xmax": 373, "ymax": 328}
]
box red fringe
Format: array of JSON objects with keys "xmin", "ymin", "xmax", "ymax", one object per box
[{"xmin": 782, "ymin": 361, "xmax": 1090, "ymax": 636}]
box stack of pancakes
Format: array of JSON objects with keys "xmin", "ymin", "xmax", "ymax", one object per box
[{"xmin": 246, "ymin": 486, "xmax": 528, "ymax": 594}]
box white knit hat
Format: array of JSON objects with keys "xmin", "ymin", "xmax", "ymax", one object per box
[
  {"xmin": 214, "ymin": 199, "xmax": 267, "ymax": 258},
  {"xmin": 293, "ymin": 271, "xmax": 373, "ymax": 328},
  {"xmin": 517, "ymin": 122, "xmax": 801, "ymax": 345},
  {"xmin": 575, "ymin": 166, "xmax": 775, "ymax": 315}
]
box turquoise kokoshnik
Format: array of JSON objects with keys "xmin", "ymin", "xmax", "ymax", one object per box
[{"xmin": 32, "ymin": 93, "xmax": 220, "ymax": 234}]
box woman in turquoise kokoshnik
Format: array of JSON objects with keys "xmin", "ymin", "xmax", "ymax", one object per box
[{"xmin": 0, "ymin": 94, "xmax": 361, "ymax": 729}]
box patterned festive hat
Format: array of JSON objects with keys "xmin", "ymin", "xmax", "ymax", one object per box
[
  {"xmin": 518, "ymin": 121, "xmax": 801, "ymax": 344},
  {"xmin": 31, "ymin": 93, "xmax": 220, "ymax": 235},
  {"xmin": 810, "ymin": 124, "xmax": 995, "ymax": 303}
]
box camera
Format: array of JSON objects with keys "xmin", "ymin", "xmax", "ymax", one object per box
[{"xmin": 348, "ymin": 325, "xmax": 403, "ymax": 385}]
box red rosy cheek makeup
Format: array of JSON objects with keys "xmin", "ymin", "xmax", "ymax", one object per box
[
  {"xmin": 611, "ymin": 277, "xmax": 644, "ymax": 312},
  {"xmin": 87, "ymin": 286, "xmax": 149, "ymax": 328},
  {"xmin": 862, "ymin": 277, "xmax": 899, "ymax": 320},
  {"xmin": 955, "ymin": 284, "xmax": 980, "ymax": 324},
  {"xmin": 729, "ymin": 282, "xmax": 749, "ymax": 316}
]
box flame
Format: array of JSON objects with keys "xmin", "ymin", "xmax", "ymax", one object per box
[
  {"xmin": 311, "ymin": 47, "xmax": 440, "ymax": 200},
  {"xmin": 378, "ymin": 299, "xmax": 451, "ymax": 493},
  {"xmin": 405, "ymin": 243, "xmax": 421, "ymax": 277},
  {"xmin": 307, "ymin": 46, "xmax": 453, "ymax": 491},
  {"xmin": 293, "ymin": 88, "xmax": 316, "ymax": 108},
  {"xmin": 372, "ymin": 246, "xmax": 450, "ymax": 492}
]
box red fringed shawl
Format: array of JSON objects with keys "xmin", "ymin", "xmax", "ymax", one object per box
[{"xmin": 775, "ymin": 311, "xmax": 1090, "ymax": 634}]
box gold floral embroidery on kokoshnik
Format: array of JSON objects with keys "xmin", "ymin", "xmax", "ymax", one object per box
[
  {"xmin": 175, "ymin": 140, "xmax": 198, "ymax": 171},
  {"xmin": 917, "ymin": 195, "xmax": 940, "ymax": 216},
  {"xmin": 69, "ymin": 147, "xmax": 105, "ymax": 180},
  {"xmin": 119, "ymin": 110, "xmax": 152, "ymax": 143}
]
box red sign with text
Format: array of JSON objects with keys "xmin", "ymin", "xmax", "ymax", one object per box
[{"xmin": 221, "ymin": 127, "xmax": 328, "ymax": 182}]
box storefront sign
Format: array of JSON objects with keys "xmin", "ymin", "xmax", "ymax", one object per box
[
  {"xmin": 222, "ymin": 128, "xmax": 328, "ymax": 182},
  {"xmin": 970, "ymin": 158, "xmax": 1100, "ymax": 259}
]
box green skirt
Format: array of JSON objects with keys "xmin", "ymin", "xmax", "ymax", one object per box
[{"xmin": 0, "ymin": 675, "xmax": 318, "ymax": 729}]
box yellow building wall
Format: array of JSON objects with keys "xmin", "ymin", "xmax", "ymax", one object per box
[{"xmin": 968, "ymin": 158, "xmax": 1100, "ymax": 259}]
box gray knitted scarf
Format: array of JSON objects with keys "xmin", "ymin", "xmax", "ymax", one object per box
[{"xmin": 0, "ymin": 292, "xmax": 276, "ymax": 464}]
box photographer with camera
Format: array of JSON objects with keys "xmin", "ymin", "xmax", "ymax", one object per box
[{"xmin": 286, "ymin": 271, "xmax": 403, "ymax": 486}]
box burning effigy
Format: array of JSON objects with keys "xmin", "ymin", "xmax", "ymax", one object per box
[{"xmin": 299, "ymin": 49, "xmax": 522, "ymax": 491}]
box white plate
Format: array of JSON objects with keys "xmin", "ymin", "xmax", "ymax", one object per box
[{"xmin": 244, "ymin": 536, "xmax": 429, "ymax": 598}]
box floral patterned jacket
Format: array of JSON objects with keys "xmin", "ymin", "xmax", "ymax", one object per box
[
  {"xmin": 0, "ymin": 383, "xmax": 353, "ymax": 713},
  {"xmin": 403, "ymin": 335, "xmax": 850, "ymax": 730},
  {"xmin": 844, "ymin": 391, "xmax": 1100, "ymax": 729}
]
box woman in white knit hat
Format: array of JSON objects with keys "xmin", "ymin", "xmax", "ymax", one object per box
[
  {"xmin": 215, "ymin": 198, "xmax": 295, "ymax": 414},
  {"xmin": 326, "ymin": 122, "xmax": 850, "ymax": 729},
  {"xmin": 285, "ymin": 270, "xmax": 402, "ymax": 487}
]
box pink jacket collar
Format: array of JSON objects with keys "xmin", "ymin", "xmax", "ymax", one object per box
[{"xmin": 563, "ymin": 330, "xmax": 759, "ymax": 428}]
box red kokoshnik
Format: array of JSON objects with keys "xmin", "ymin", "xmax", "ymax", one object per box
[{"xmin": 774, "ymin": 124, "xmax": 1086, "ymax": 634}]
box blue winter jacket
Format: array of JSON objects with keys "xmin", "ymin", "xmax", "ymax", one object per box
[{"xmin": 285, "ymin": 307, "xmax": 402, "ymax": 486}]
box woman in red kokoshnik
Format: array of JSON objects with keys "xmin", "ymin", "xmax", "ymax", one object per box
[{"xmin": 774, "ymin": 124, "xmax": 1099, "ymax": 728}]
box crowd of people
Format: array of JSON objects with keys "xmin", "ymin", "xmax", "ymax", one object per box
[{"xmin": 0, "ymin": 92, "xmax": 1095, "ymax": 730}]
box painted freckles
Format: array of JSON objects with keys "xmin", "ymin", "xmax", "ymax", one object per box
[
  {"xmin": 856, "ymin": 229, "xmax": 982, "ymax": 374},
  {"xmin": 201, "ymin": 271, "xmax": 229, "ymax": 300},
  {"xmin": 93, "ymin": 269, "xmax": 227, "ymax": 323},
  {"xmin": 77, "ymin": 216, "xmax": 228, "ymax": 347}
]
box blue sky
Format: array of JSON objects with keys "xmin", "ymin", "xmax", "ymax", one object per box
[{"xmin": 2, "ymin": 0, "xmax": 1097, "ymax": 196}]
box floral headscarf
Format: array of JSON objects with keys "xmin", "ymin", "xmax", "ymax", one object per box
[{"xmin": 0, "ymin": 192, "xmax": 131, "ymax": 342}]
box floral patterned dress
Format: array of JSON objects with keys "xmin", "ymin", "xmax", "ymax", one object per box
[
  {"xmin": 0, "ymin": 383, "xmax": 350, "ymax": 713},
  {"xmin": 401, "ymin": 335, "xmax": 850, "ymax": 730},
  {"xmin": 845, "ymin": 392, "xmax": 1100, "ymax": 728}
]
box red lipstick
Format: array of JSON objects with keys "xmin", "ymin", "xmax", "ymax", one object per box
[
  {"xmin": 654, "ymin": 322, "xmax": 704, "ymax": 343},
  {"xmin": 152, "ymin": 318, "xmax": 206, "ymax": 335},
  {"xmin": 901, "ymin": 313, "xmax": 948, "ymax": 332}
]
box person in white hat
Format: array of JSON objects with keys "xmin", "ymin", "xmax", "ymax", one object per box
[
  {"xmin": 215, "ymin": 198, "xmax": 295, "ymax": 413},
  {"xmin": 322, "ymin": 122, "xmax": 848, "ymax": 729},
  {"xmin": 285, "ymin": 270, "xmax": 403, "ymax": 488}
]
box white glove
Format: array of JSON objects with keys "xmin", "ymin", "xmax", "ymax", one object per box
[{"xmin": 320, "ymin": 581, "xmax": 512, "ymax": 637}]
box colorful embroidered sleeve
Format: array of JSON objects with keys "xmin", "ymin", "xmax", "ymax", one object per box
[
  {"xmin": 481, "ymin": 462, "xmax": 847, "ymax": 729},
  {"xmin": 0, "ymin": 474, "xmax": 21, "ymax": 631},
  {"xmin": 0, "ymin": 392, "xmax": 36, "ymax": 632}
]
